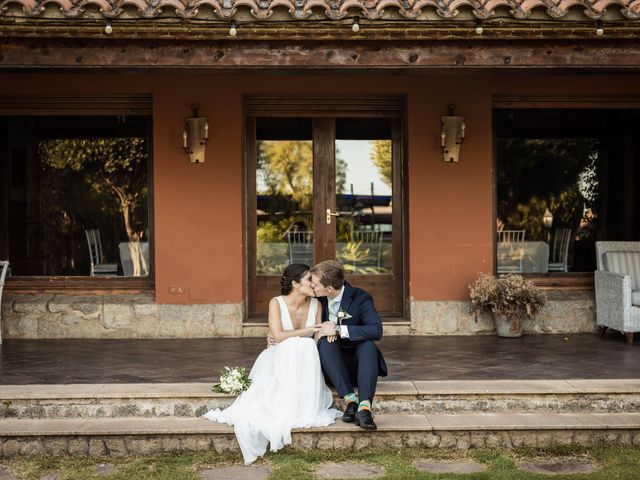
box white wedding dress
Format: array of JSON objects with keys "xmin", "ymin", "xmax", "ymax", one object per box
[{"xmin": 203, "ymin": 296, "xmax": 341, "ymax": 464}]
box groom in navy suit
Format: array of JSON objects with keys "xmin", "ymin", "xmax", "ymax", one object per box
[{"xmin": 310, "ymin": 260, "xmax": 387, "ymax": 431}]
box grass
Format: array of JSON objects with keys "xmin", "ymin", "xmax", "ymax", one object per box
[{"xmin": 2, "ymin": 445, "xmax": 640, "ymax": 479}]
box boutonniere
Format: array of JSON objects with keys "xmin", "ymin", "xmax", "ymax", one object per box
[{"xmin": 337, "ymin": 307, "xmax": 352, "ymax": 325}]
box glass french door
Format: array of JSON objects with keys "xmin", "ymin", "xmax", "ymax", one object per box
[{"xmin": 247, "ymin": 111, "xmax": 403, "ymax": 319}]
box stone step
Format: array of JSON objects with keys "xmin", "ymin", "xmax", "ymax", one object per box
[
  {"xmin": 2, "ymin": 380, "xmax": 640, "ymax": 419},
  {"xmin": 2, "ymin": 412, "xmax": 640, "ymax": 458}
]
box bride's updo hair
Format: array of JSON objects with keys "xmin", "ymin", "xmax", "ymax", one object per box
[{"xmin": 280, "ymin": 264, "xmax": 310, "ymax": 295}]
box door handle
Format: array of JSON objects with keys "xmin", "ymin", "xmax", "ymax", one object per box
[{"xmin": 326, "ymin": 209, "xmax": 340, "ymax": 225}]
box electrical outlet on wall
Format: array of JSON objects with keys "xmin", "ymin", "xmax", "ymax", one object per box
[{"xmin": 168, "ymin": 286, "xmax": 186, "ymax": 294}]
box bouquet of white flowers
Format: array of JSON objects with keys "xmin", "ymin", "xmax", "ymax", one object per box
[{"xmin": 213, "ymin": 366, "xmax": 252, "ymax": 395}]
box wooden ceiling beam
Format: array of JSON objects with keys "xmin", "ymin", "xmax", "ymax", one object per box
[
  {"xmin": 1, "ymin": 20, "xmax": 639, "ymax": 41},
  {"xmin": 1, "ymin": 39, "xmax": 640, "ymax": 70}
]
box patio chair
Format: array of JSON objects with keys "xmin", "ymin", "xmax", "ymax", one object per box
[
  {"xmin": 595, "ymin": 241, "xmax": 640, "ymax": 344},
  {"xmin": 0, "ymin": 260, "xmax": 8, "ymax": 343},
  {"xmin": 351, "ymin": 230, "xmax": 384, "ymax": 269},
  {"xmin": 497, "ymin": 229, "xmax": 526, "ymax": 244},
  {"xmin": 497, "ymin": 230, "xmax": 525, "ymax": 274},
  {"xmin": 548, "ymin": 228, "xmax": 572, "ymax": 272},
  {"xmin": 286, "ymin": 230, "xmax": 314, "ymax": 266},
  {"xmin": 85, "ymin": 229, "xmax": 118, "ymax": 276}
]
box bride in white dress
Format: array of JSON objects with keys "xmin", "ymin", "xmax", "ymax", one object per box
[{"xmin": 203, "ymin": 264, "xmax": 341, "ymax": 464}]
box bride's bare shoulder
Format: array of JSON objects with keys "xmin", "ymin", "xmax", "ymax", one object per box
[{"xmin": 269, "ymin": 296, "xmax": 282, "ymax": 305}]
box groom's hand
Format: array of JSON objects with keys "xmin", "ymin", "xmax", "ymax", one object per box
[
  {"xmin": 318, "ymin": 321, "xmax": 338, "ymax": 338},
  {"xmin": 267, "ymin": 332, "xmax": 276, "ymax": 346}
]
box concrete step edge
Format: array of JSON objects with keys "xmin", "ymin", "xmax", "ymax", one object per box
[
  {"xmin": 4, "ymin": 379, "xmax": 640, "ymax": 400},
  {"xmin": 3, "ymin": 413, "xmax": 640, "ymax": 436}
]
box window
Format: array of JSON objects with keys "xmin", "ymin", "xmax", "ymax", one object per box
[
  {"xmin": 0, "ymin": 115, "xmax": 152, "ymax": 277},
  {"xmin": 494, "ymin": 108, "xmax": 640, "ymax": 275}
]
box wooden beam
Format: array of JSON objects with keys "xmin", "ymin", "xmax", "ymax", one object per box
[
  {"xmin": 5, "ymin": 276, "xmax": 154, "ymax": 294},
  {"xmin": 1, "ymin": 39, "xmax": 640, "ymax": 70},
  {"xmin": 527, "ymin": 273, "xmax": 594, "ymax": 291},
  {"xmin": 1, "ymin": 20, "xmax": 640, "ymax": 42}
]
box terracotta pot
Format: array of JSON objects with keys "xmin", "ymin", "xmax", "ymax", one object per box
[{"xmin": 493, "ymin": 313, "xmax": 523, "ymax": 338}]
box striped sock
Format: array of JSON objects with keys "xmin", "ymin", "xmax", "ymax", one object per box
[
  {"xmin": 344, "ymin": 393, "xmax": 358, "ymax": 404},
  {"xmin": 358, "ymin": 400, "xmax": 371, "ymax": 412}
]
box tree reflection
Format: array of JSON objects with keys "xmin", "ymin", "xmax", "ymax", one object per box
[
  {"xmin": 496, "ymin": 138, "xmax": 600, "ymax": 241},
  {"xmin": 38, "ymin": 137, "xmax": 148, "ymax": 274}
]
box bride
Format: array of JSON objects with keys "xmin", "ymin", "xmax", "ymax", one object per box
[{"xmin": 203, "ymin": 263, "xmax": 341, "ymax": 464}]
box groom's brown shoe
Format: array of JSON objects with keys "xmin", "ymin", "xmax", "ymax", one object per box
[
  {"xmin": 342, "ymin": 401, "xmax": 358, "ymax": 423},
  {"xmin": 354, "ymin": 409, "xmax": 377, "ymax": 430}
]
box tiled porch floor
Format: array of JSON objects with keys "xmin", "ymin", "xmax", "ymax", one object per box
[{"xmin": 0, "ymin": 332, "xmax": 638, "ymax": 385}]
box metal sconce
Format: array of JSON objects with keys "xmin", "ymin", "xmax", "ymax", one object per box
[
  {"xmin": 441, "ymin": 104, "xmax": 465, "ymax": 163},
  {"xmin": 182, "ymin": 103, "xmax": 209, "ymax": 164}
]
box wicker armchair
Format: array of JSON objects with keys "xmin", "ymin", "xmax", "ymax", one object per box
[{"xmin": 595, "ymin": 241, "xmax": 640, "ymax": 344}]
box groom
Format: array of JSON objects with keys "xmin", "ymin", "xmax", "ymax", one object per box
[{"xmin": 310, "ymin": 260, "xmax": 388, "ymax": 431}]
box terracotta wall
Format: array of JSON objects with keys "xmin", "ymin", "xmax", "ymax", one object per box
[{"xmin": 1, "ymin": 73, "xmax": 638, "ymax": 305}]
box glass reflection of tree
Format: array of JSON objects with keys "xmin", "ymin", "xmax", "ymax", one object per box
[
  {"xmin": 371, "ymin": 140, "xmax": 392, "ymax": 188},
  {"xmin": 339, "ymin": 140, "xmax": 393, "ymax": 275},
  {"xmin": 496, "ymin": 138, "xmax": 600, "ymax": 241},
  {"xmin": 258, "ymin": 141, "xmax": 314, "ymax": 211},
  {"xmin": 257, "ymin": 140, "xmax": 346, "ymax": 240},
  {"xmin": 256, "ymin": 140, "xmax": 348, "ymax": 273},
  {"xmin": 38, "ymin": 138, "xmax": 148, "ymax": 274}
]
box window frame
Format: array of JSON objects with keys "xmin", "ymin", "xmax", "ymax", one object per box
[
  {"xmin": 0, "ymin": 95, "xmax": 154, "ymax": 292},
  {"xmin": 491, "ymin": 94, "xmax": 640, "ymax": 291}
]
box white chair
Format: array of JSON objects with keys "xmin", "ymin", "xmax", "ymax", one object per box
[
  {"xmin": 0, "ymin": 260, "xmax": 9, "ymax": 344},
  {"xmin": 595, "ymin": 241, "xmax": 640, "ymax": 344},
  {"xmin": 351, "ymin": 230, "xmax": 384, "ymax": 269},
  {"xmin": 497, "ymin": 230, "xmax": 525, "ymax": 274},
  {"xmin": 286, "ymin": 231, "xmax": 314, "ymax": 266},
  {"xmin": 85, "ymin": 229, "xmax": 118, "ymax": 276},
  {"xmin": 497, "ymin": 230, "xmax": 526, "ymax": 244},
  {"xmin": 548, "ymin": 228, "xmax": 572, "ymax": 272}
]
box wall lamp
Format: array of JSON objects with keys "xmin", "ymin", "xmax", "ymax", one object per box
[
  {"xmin": 441, "ymin": 104, "xmax": 465, "ymax": 163},
  {"xmin": 182, "ymin": 103, "xmax": 209, "ymax": 164}
]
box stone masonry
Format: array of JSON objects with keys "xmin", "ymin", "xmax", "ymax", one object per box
[
  {"xmin": 1, "ymin": 290, "xmax": 596, "ymax": 339},
  {"xmin": 1, "ymin": 293, "xmax": 243, "ymax": 339},
  {"xmin": 2, "ymin": 429, "xmax": 640, "ymax": 458},
  {"xmin": 410, "ymin": 290, "xmax": 596, "ymax": 335}
]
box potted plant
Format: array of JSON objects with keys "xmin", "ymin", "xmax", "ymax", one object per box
[{"xmin": 469, "ymin": 273, "xmax": 547, "ymax": 337}]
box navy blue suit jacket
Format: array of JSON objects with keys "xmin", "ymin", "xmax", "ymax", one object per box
[{"xmin": 320, "ymin": 282, "xmax": 388, "ymax": 377}]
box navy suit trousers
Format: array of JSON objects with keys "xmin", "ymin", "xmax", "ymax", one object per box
[{"xmin": 317, "ymin": 337, "xmax": 379, "ymax": 403}]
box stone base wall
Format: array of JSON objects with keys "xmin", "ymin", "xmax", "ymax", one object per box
[
  {"xmin": 2, "ymin": 429, "xmax": 640, "ymax": 458},
  {"xmin": 410, "ymin": 290, "xmax": 597, "ymax": 335},
  {"xmin": 1, "ymin": 293, "xmax": 243, "ymax": 339},
  {"xmin": 1, "ymin": 290, "xmax": 597, "ymax": 339},
  {"xmin": 5, "ymin": 393, "xmax": 639, "ymax": 419}
]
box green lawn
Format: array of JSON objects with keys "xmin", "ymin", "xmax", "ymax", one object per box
[{"xmin": 3, "ymin": 445, "xmax": 640, "ymax": 480}]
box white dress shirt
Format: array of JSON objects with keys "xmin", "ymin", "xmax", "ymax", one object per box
[{"xmin": 328, "ymin": 286, "xmax": 350, "ymax": 338}]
